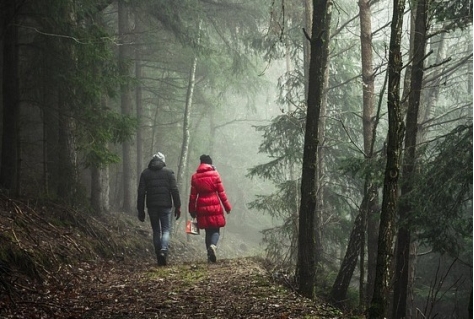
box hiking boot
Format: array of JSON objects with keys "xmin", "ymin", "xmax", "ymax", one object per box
[
  {"xmin": 157, "ymin": 250, "xmax": 167, "ymax": 266},
  {"xmin": 208, "ymin": 244, "xmax": 217, "ymax": 263}
]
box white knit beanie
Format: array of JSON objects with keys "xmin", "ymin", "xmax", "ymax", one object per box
[{"xmin": 153, "ymin": 152, "xmax": 166, "ymax": 163}]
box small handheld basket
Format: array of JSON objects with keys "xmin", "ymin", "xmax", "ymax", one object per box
[{"xmin": 185, "ymin": 218, "xmax": 199, "ymax": 235}]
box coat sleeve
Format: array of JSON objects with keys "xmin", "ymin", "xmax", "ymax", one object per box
[
  {"xmin": 188, "ymin": 176, "xmax": 198, "ymax": 213},
  {"xmin": 137, "ymin": 173, "xmax": 146, "ymax": 213},
  {"xmin": 168, "ymin": 170, "xmax": 181, "ymax": 208},
  {"xmin": 215, "ymin": 173, "xmax": 231, "ymax": 212}
]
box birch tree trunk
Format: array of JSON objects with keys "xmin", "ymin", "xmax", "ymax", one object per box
[{"xmin": 177, "ymin": 21, "xmax": 201, "ymax": 191}]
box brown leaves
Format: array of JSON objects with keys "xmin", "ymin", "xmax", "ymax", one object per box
[
  {"xmin": 1, "ymin": 258, "xmax": 346, "ymax": 318},
  {"xmin": 0, "ymin": 196, "xmax": 346, "ymax": 318}
]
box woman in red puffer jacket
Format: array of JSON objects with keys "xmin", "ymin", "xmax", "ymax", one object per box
[{"xmin": 188, "ymin": 154, "xmax": 231, "ymax": 262}]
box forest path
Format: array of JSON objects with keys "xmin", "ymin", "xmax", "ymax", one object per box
[
  {"xmin": 1, "ymin": 256, "xmax": 345, "ymax": 318},
  {"xmin": 0, "ymin": 196, "xmax": 346, "ymax": 318}
]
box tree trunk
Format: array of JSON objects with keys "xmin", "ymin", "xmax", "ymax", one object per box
[
  {"xmin": 297, "ymin": 0, "xmax": 332, "ymax": 299},
  {"xmin": 406, "ymin": 242, "xmax": 417, "ymax": 318},
  {"xmin": 0, "ymin": 0, "xmax": 20, "ymax": 195},
  {"xmin": 302, "ymin": 0, "xmax": 313, "ymax": 101},
  {"xmin": 330, "ymin": 0, "xmax": 377, "ymax": 309},
  {"xmin": 118, "ymin": 0, "xmax": 134, "ymax": 213},
  {"xmin": 57, "ymin": 91, "xmax": 78, "ymax": 201},
  {"xmin": 330, "ymin": 209, "xmax": 364, "ymax": 306},
  {"xmin": 178, "ymin": 20, "xmax": 201, "ymax": 190},
  {"xmin": 135, "ymin": 15, "xmax": 144, "ymax": 176},
  {"xmin": 90, "ymin": 163, "xmax": 110, "ymax": 213},
  {"xmin": 56, "ymin": 1, "xmax": 79, "ymax": 203},
  {"xmin": 392, "ymin": 0, "xmax": 429, "ymax": 317},
  {"xmin": 178, "ymin": 28, "xmax": 199, "ymax": 236},
  {"xmin": 209, "ymin": 114, "xmax": 216, "ymax": 153},
  {"xmin": 359, "ymin": 0, "xmax": 375, "ymax": 155},
  {"xmin": 366, "ymin": 197, "xmax": 379, "ymax": 307},
  {"xmin": 366, "ymin": 74, "xmax": 387, "ymax": 304},
  {"xmin": 330, "ymin": 186, "xmax": 377, "ymax": 307},
  {"xmin": 42, "ymin": 50, "xmax": 59, "ymax": 197},
  {"xmin": 285, "ymin": 23, "xmax": 300, "ymax": 262},
  {"xmin": 419, "ymin": 31, "xmax": 447, "ymax": 142},
  {"xmin": 368, "ymin": 0, "xmax": 406, "ymax": 315},
  {"xmin": 358, "ymin": 0, "xmax": 376, "ymax": 309},
  {"xmin": 315, "ymin": 51, "xmax": 329, "ymax": 277},
  {"xmin": 177, "ymin": 59, "xmax": 196, "ymax": 188},
  {"xmin": 91, "ymin": 165, "xmax": 102, "ymax": 213},
  {"xmin": 90, "ymin": 95, "xmax": 111, "ymax": 214}
]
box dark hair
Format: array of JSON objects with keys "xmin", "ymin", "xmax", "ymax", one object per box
[{"xmin": 200, "ymin": 154, "xmax": 212, "ymax": 165}]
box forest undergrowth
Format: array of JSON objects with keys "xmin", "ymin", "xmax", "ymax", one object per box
[{"xmin": 0, "ymin": 195, "xmax": 347, "ymax": 318}]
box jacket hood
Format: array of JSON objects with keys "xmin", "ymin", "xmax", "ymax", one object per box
[
  {"xmin": 148, "ymin": 157, "xmax": 166, "ymax": 171},
  {"xmin": 196, "ymin": 163, "xmax": 215, "ymax": 173}
]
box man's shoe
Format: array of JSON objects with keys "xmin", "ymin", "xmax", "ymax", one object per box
[
  {"xmin": 157, "ymin": 251, "xmax": 167, "ymax": 266},
  {"xmin": 208, "ymin": 244, "xmax": 217, "ymax": 263}
]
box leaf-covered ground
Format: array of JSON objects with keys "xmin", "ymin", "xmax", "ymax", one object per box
[
  {"xmin": 1, "ymin": 257, "xmax": 346, "ymax": 318},
  {"xmin": 0, "ymin": 196, "xmax": 348, "ymax": 318}
]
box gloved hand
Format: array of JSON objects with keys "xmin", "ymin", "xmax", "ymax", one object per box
[
  {"xmin": 175, "ymin": 207, "xmax": 181, "ymax": 220},
  {"xmin": 226, "ymin": 210, "xmax": 231, "ymax": 214},
  {"xmin": 138, "ymin": 210, "xmax": 145, "ymax": 222},
  {"xmin": 190, "ymin": 212, "xmax": 197, "ymax": 219}
]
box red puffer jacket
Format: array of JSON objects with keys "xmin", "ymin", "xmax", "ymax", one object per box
[{"xmin": 188, "ymin": 164, "xmax": 232, "ymax": 229}]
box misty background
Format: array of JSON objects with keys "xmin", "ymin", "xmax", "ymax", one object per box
[{"xmin": 0, "ymin": 0, "xmax": 472, "ymax": 318}]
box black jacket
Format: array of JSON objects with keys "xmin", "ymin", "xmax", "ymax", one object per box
[{"xmin": 137, "ymin": 157, "xmax": 181, "ymax": 213}]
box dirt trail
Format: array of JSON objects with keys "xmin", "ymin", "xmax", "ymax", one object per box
[
  {"xmin": 0, "ymin": 196, "xmax": 346, "ymax": 318},
  {"xmin": 1, "ymin": 257, "xmax": 345, "ymax": 319}
]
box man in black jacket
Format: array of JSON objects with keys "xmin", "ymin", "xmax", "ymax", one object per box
[{"xmin": 137, "ymin": 152, "xmax": 181, "ymax": 266}]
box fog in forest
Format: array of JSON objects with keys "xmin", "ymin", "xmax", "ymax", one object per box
[
  {"xmin": 125, "ymin": 62, "xmax": 284, "ymax": 258},
  {"xmin": 1, "ymin": 1, "xmax": 472, "ymax": 318}
]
